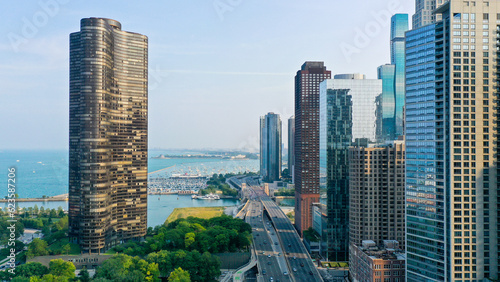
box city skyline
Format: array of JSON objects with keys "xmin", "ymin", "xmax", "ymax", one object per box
[{"xmin": 0, "ymin": 0, "xmax": 413, "ymax": 151}]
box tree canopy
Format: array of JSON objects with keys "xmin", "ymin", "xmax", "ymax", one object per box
[{"xmin": 168, "ymin": 267, "xmax": 191, "ymax": 282}]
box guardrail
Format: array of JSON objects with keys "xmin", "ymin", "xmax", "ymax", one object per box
[{"xmin": 261, "ymin": 198, "xmax": 324, "ymax": 282}]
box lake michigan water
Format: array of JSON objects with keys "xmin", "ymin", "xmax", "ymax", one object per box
[{"xmin": 0, "ymin": 149, "xmax": 257, "ymax": 227}]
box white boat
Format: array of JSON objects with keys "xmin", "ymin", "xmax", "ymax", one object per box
[{"xmin": 192, "ymin": 193, "xmax": 220, "ymax": 200}]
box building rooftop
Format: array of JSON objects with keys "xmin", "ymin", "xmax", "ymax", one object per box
[{"xmin": 358, "ymin": 240, "xmax": 406, "ymax": 261}]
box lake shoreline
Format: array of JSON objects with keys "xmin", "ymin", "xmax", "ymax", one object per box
[{"xmin": 0, "ymin": 193, "xmax": 68, "ymax": 203}]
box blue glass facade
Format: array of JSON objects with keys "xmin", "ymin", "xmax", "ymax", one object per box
[
  {"xmin": 319, "ymin": 84, "xmax": 352, "ymax": 262},
  {"xmin": 391, "ymin": 14, "xmax": 408, "ymax": 138},
  {"xmin": 377, "ymin": 64, "xmax": 396, "ymax": 140},
  {"xmin": 407, "ymin": 2, "xmax": 500, "ymax": 280},
  {"xmin": 376, "ymin": 14, "xmax": 409, "ymax": 141},
  {"xmin": 260, "ymin": 113, "xmax": 282, "ymax": 182},
  {"xmin": 405, "ymin": 22, "xmax": 446, "ymax": 281}
]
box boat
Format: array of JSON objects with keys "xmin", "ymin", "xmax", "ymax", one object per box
[{"xmin": 191, "ymin": 193, "xmax": 220, "ymax": 200}]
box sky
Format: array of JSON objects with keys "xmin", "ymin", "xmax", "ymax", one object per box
[{"xmin": 0, "ymin": 0, "xmax": 414, "ymax": 152}]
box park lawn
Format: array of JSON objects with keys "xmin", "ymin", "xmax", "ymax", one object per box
[
  {"xmin": 48, "ymin": 237, "xmax": 81, "ymax": 255},
  {"xmin": 165, "ymin": 207, "xmax": 225, "ymax": 225},
  {"xmin": 104, "ymin": 249, "xmax": 117, "ymax": 255}
]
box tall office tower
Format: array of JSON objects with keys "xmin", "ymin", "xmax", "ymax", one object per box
[
  {"xmin": 329, "ymin": 74, "xmax": 381, "ymax": 141},
  {"xmin": 348, "ymin": 140, "xmax": 406, "ymax": 249},
  {"xmin": 413, "ymin": 0, "xmax": 447, "ymax": 28},
  {"xmin": 406, "ymin": 1, "xmax": 499, "ymax": 280},
  {"xmin": 288, "ymin": 115, "xmax": 295, "ymax": 183},
  {"xmin": 69, "ymin": 18, "xmax": 148, "ymax": 254},
  {"xmin": 260, "ymin": 113, "xmax": 282, "ymax": 183},
  {"xmin": 319, "ymin": 86, "xmax": 352, "ymax": 261},
  {"xmin": 319, "ymin": 75, "xmax": 381, "ymax": 261},
  {"xmin": 376, "ymin": 64, "xmax": 396, "ymax": 140},
  {"xmin": 376, "ymin": 14, "xmax": 409, "ymax": 141},
  {"xmin": 294, "ymin": 61, "xmax": 331, "ymax": 235}
]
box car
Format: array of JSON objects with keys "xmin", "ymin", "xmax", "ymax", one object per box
[
  {"xmin": 277, "ymin": 253, "xmax": 281, "ymax": 256},
  {"xmin": 288, "ymin": 244, "xmax": 291, "ymax": 247},
  {"xmin": 283, "ymin": 271, "xmax": 289, "ymax": 276},
  {"xmin": 256, "ymin": 234, "xmax": 260, "ymax": 236},
  {"xmin": 274, "ymin": 242, "xmax": 278, "ymax": 245},
  {"xmin": 262, "ymin": 270, "xmax": 266, "ymax": 275},
  {"xmin": 300, "ymin": 262, "xmax": 304, "ymax": 267},
  {"xmin": 267, "ymin": 261, "xmax": 271, "ymax": 265},
  {"xmin": 309, "ymin": 271, "xmax": 313, "ymax": 275},
  {"xmin": 293, "ymin": 268, "xmax": 297, "ymax": 272},
  {"xmin": 269, "ymin": 277, "xmax": 273, "ymax": 281},
  {"xmin": 293, "ymin": 256, "xmax": 297, "ymax": 260},
  {"xmin": 268, "ymin": 254, "xmax": 271, "ymax": 258},
  {"xmin": 262, "ymin": 252, "xmax": 265, "ymax": 255}
]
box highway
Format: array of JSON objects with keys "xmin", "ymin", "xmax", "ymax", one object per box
[
  {"xmin": 251, "ymin": 186, "xmax": 323, "ymax": 282},
  {"xmin": 246, "ymin": 199, "xmax": 292, "ymax": 281}
]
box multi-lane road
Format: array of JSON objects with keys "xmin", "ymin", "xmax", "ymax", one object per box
[
  {"xmin": 242, "ymin": 182, "xmax": 323, "ymax": 282},
  {"xmin": 246, "ymin": 200, "xmax": 292, "ymax": 281}
]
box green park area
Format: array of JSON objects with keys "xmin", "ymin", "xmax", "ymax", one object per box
[
  {"xmin": 321, "ymin": 261, "xmax": 349, "ymax": 268},
  {"xmin": 165, "ymin": 207, "xmax": 225, "ymax": 224}
]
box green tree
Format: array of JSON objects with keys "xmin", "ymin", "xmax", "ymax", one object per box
[
  {"xmin": 11, "ymin": 277, "xmax": 30, "ymax": 282},
  {"xmin": 199, "ymin": 252, "xmax": 220, "ymax": 281},
  {"xmin": 55, "ymin": 216, "xmax": 68, "ymax": 231},
  {"xmin": 48, "ymin": 259, "xmax": 76, "ymax": 279},
  {"xmin": 15, "ymin": 262, "xmax": 49, "ymax": 278},
  {"xmin": 147, "ymin": 250, "xmax": 172, "ymax": 277},
  {"xmin": 184, "ymin": 233, "xmax": 195, "ymax": 249},
  {"xmin": 94, "ymin": 254, "xmax": 159, "ymax": 281},
  {"xmin": 57, "ymin": 207, "xmax": 65, "ymax": 218},
  {"xmin": 39, "ymin": 273, "xmax": 69, "ymax": 282},
  {"xmin": 62, "ymin": 244, "xmax": 71, "ymax": 255},
  {"xmin": 77, "ymin": 267, "xmax": 90, "ymax": 282},
  {"xmin": 27, "ymin": 238, "xmax": 49, "ymax": 259},
  {"xmin": 168, "ymin": 267, "xmax": 191, "ymax": 282}
]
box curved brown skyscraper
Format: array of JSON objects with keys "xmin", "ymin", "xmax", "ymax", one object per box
[{"xmin": 69, "ymin": 18, "xmax": 148, "ymax": 254}]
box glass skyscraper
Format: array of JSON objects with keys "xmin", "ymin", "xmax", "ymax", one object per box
[
  {"xmin": 376, "ymin": 14, "xmax": 409, "ymax": 141},
  {"xmin": 319, "ymin": 87, "xmax": 352, "ymax": 262},
  {"xmin": 288, "ymin": 115, "xmax": 295, "ymax": 183},
  {"xmin": 377, "ymin": 64, "xmax": 396, "ymax": 140},
  {"xmin": 69, "ymin": 18, "xmax": 148, "ymax": 253},
  {"xmin": 405, "ymin": 1, "xmax": 499, "ymax": 280},
  {"xmin": 260, "ymin": 113, "xmax": 282, "ymax": 183},
  {"xmin": 319, "ymin": 76, "xmax": 381, "ymax": 261}
]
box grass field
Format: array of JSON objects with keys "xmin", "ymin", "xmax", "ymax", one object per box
[
  {"xmin": 165, "ymin": 207, "xmax": 225, "ymax": 224},
  {"xmin": 48, "ymin": 237, "xmax": 81, "ymax": 255}
]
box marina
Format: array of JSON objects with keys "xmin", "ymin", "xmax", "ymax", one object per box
[{"xmin": 148, "ymin": 174, "xmax": 207, "ymax": 195}]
